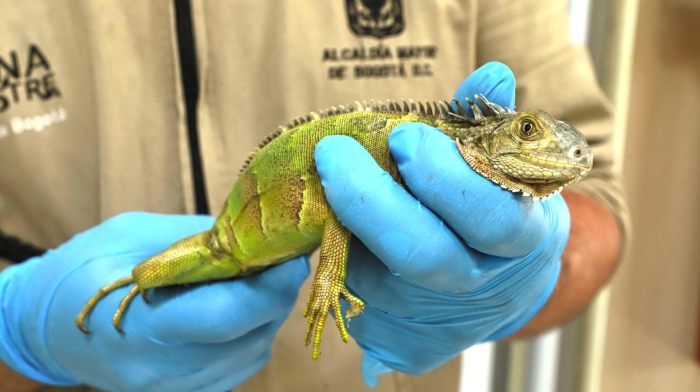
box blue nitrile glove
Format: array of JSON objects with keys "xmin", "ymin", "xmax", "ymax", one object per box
[
  {"xmin": 0, "ymin": 212, "xmax": 309, "ymax": 391},
  {"xmin": 314, "ymin": 62, "xmax": 569, "ymax": 387}
]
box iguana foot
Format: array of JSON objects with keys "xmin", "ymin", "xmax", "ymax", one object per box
[
  {"xmin": 75, "ymin": 276, "xmax": 136, "ymax": 333},
  {"xmin": 303, "ymin": 275, "xmax": 364, "ymax": 359}
]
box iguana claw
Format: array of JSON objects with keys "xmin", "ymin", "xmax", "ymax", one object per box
[
  {"xmin": 303, "ymin": 276, "xmax": 364, "ymax": 359},
  {"xmin": 75, "ymin": 276, "xmax": 135, "ymax": 333}
]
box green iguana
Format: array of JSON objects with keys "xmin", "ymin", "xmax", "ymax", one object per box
[{"xmin": 75, "ymin": 95, "xmax": 592, "ymax": 359}]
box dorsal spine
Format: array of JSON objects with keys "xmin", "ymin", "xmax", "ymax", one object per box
[{"xmin": 239, "ymin": 95, "xmax": 512, "ymax": 172}]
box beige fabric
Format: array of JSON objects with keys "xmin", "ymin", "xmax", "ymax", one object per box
[
  {"xmin": 0, "ymin": 1, "xmax": 191, "ymax": 248},
  {"xmin": 0, "ymin": 0, "xmax": 628, "ymax": 391}
]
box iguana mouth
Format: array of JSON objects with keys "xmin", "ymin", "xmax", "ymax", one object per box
[{"xmin": 455, "ymin": 138, "xmax": 589, "ymax": 198}]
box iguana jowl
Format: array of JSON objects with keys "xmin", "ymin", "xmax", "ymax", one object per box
[{"xmin": 75, "ymin": 95, "xmax": 592, "ymax": 359}]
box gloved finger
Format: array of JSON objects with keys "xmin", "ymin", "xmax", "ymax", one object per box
[
  {"xmin": 166, "ymin": 321, "xmax": 280, "ymax": 392},
  {"xmin": 345, "ymin": 238, "xmax": 556, "ymax": 321},
  {"xmin": 389, "ymin": 124, "xmax": 558, "ymax": 258},
  {"xmin": 316, "ymin": 135, "xmax": 487, "ymax": 293},
  {"xmin": 452, "ymin": 61, "xmax": 516, "ymax": 113},
  {"xmin": 179, "ymin": 348, "xmax": 270, "ymax": 392},
  {"xmin": 72, "ymin": 325, "xmax": 274, "ymax": 392},
  {"xmin": 361, "ymin": 353, "xmax": 394, "ymax": 388},
  {"xmin": 143, "ymin": 256, "xmax": 309, "ymax": 343},
  {"xmin": 142, "ymin": 326, "xmax": 274, "ymax": 392}
]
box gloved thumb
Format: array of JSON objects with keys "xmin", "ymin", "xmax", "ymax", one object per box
[{"xmin": 361, "ymin": 353, "xmax": 394, "ymax": 388}]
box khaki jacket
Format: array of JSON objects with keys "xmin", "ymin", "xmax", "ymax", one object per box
[{"xmin": 0, "ymin": 1, "xmax": 628, "ymax": 391}]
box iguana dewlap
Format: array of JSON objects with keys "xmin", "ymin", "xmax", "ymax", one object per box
[{"xmin": 76, "ymin": 96, "xmax": 592, "ymax": 359}]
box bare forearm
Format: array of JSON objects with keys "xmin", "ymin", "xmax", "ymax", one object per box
[
  {"xmin": 0, "ymin": 361, "xmax": 43, "ymax": 392},
  {"xmin": 506, "ymin": 188, "xmax": 622, "ymax": 339}
]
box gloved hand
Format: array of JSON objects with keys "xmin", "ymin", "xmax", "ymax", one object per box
[
  {"xmin": 0, "ymin": 212, "xmax": 309, "ymax": 391},
  {"xmin": 314, "ymin": 62, "xmax": 570, "ymax": 387}
]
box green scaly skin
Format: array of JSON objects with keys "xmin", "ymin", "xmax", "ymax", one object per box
[{"xmin": 75, "ymin": 97, "xmax": 593, "ymax": 359}]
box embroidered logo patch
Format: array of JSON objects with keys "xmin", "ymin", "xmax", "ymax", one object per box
[{"xmin": 346, "ymin": 0, "xmax": 405, "ymax": 39}]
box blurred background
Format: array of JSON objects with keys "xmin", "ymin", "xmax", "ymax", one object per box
[
  {"xmin": 602, "ymin": 0, "xmax": 700, "ymax": 390},
  {"xmin": 460, "ymin": 0, "xmax": 700, "ymax": 391}
]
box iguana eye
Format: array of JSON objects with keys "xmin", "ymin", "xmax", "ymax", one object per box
[{"xmin": 519, "ymin": 120, "xmax": 537, "ymax": 139}]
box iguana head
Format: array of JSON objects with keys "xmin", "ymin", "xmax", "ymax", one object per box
[{"xmin": 455, "ymin": 108, "xmax": 593, "ymax": 199}]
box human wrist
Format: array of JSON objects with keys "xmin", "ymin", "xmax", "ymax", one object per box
[
  {"xmin": 0, "ymin": 263, "xmax": 76, "ymax": 386},
  {"xmin": 0, "ymin": 359, "xmax": 44, "ymax": 392}
]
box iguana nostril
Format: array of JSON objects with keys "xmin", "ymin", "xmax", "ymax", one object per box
[{"xmin": 572, "ymin": 147, "xmax": 593, "ymax": 168}]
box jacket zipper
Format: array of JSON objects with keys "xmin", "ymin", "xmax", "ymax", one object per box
[{"xmin": 174, "ymin": 0, "xmax": 210, "ymax": 215}]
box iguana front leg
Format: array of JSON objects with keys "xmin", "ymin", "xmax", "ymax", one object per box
[{"xmin": 303, "ymin": 217, "xmax": 364, "ymax": 359}]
